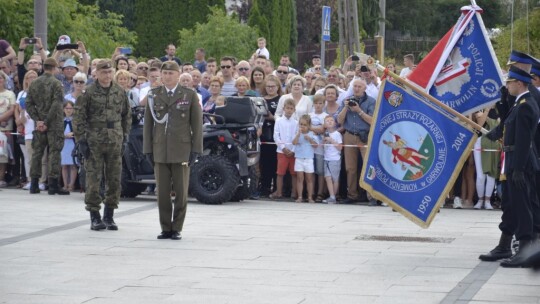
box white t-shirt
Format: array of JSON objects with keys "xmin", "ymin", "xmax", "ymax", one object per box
[
  {"xmin": 324, "ymin": 130, "xmax": 342, "ymax": 161},
  {"xmin": 400, "ymin": 67, "xmax": 411, "ymax": 78},
  {"xmin": 309, "ymin": 112, "xmax": 328, "ymax": 155},
  {"xmin": 273, "ymin": 115, "xmax": 298, "ymax": 153},
  {"xmin": 0, "ymin": 89, "xmax": 16, "ymax": 132},
  {"xmin": 275, "ymin": 94, "xmax": 313, "ymax": 120},
  {"xmin": 256, "ymin": 47, "xmax": 270, "ymax": 59},
  {"xmin": 16, "ymin": 91, "xmax": 35, "ymax": 140}
]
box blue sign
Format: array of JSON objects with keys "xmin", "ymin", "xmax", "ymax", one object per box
[
  {"xmin": 321, "ymin": 6, "xmax": 331, "ymax": 42},
  {"xmin": 360, "ymin": 80, "xmax": 477, "ymax": 228}
]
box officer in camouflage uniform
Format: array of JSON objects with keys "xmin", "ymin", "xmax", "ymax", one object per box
[
  {"xmin": 143, "ymin": 61, "xmax": 203, "ymax": 240},
  {"xmin": 74, "ymin": 59, "xmax": 131, "ymax": 231},
  {"xmin": 25, "ymin": 57, "xmax": 69, "ymax": 195}
]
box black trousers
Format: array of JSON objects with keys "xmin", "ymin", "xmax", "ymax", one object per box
[
  {"xmin": 259, "ymin": 143, "xmax": 277, "ymax": 194},
  {"xmin": 498, "ymin": 180, "xmax": 516, "ymax": 236},
  {"xmin": 506, "ymin": 170, "xmax": 537, "ymax": 241}
]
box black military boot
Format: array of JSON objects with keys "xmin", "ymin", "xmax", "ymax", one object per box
[
  {"xmin": 29, "ymin": 178, "xmax": 40, "ymax": 194},
  {"xmin": 48, "ymin": 178, "xmax": 70, "ymax": 195},
  {"xmin": 479, "ymin": 233, "xmax": 513, "ymax": 261},
  {"xmin": 90, "ymin": 211, "xmax": 106, "ymax": 231},
  {"xmin": 500, "ymin": 239, "xmax": 533, "ymax": 268},
  {"xmin": 102, "ymin": 206, "xmax": 118, "ymax": 230}
]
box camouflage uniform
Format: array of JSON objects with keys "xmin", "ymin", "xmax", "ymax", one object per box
[
  {"xmin": 74, "ymin": 79, "xmax": 131, "ymax": 211},
  {"xmin": 25, "ymin": 73, "xmax": 64, "ymax": 180}
]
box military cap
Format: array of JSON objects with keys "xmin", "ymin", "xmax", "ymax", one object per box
[
  {"xmin": 531, "ymin": 60, "xmax": 540, "ymax": 77},
  {"xmin": 96, "ymin": 59, "xmax": 113, "ymax": 70},
  {"xmin": 161, "ymin": 61, "xmax": 180, "ymax": 72},
  {"xmin": 43, "ymin": 57, "xmax": 58, "ymax": 68},
  {"xmin": 507, "ymin": 50, "xmax": 535, "ymax": 65},
  {"xmin": 505, "ymin": 66, "xmax": 532, "ymax": 84}
]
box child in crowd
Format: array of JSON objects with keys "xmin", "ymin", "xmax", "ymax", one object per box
[
  {"xmin": 309, "ymin": 94, "xmax": 328, "ymax": 202},
  {"xmin": 292, "ymin": 114, "xmax": 318, "ymax": 203},
  {"xmin": 270, "ymin": 98, "xmax": 298, "ymax": 200},
  {"xmin": 61, "ymin": 101, "xmax": 77, "ymax": 191},
  {"xmin": 322, "ymin": 116, "xmax": 342, "ymax": 204}
]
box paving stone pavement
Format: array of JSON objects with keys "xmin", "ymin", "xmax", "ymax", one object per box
[{"xmin": 1, "ymin": 188, "xmax": 539, "ymax": 304}]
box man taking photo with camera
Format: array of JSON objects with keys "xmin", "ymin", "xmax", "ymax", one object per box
[{"xmin": 337, "ymin": 79, "xmax": 376, "ymax": 205}]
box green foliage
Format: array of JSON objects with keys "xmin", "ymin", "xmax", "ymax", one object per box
[
  {"xmin": 247, "ymin": 0, "xmax": 270, "ymax": 39},
  {"xmin": 0, "ymin": 0, "xmax": 34, "ymax": 42},
  {"xmin": 289, "ymin": 2, "xmax": 298, "ymax": 64},
  {"xmin": 247, "ymin": 0, "xmax": 298, "ymax": 64},
  {"xmin": 0, "ymin": 0, "xmax": 136, "ymax": 59},
  {"xmin": 493, "ymin": 7, "xmax": 540, "ymax": 66},
  {"xmin": 134, "ymin": 0, "xmax": 225, "ymax": 58},
  {"xmin": 385, "ymin": 0, "xmax": 504, "ymax": 38},
  {"xmin": 177, "ymin": 8, "xmax": 258, "ymax": 63},
  {"xmin": 358, "ymin": 0, "xmax": 380, "ymax": 38}
]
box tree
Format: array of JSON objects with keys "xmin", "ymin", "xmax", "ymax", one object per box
[
  {"xmin": 0, "ymin": 0, "xmax": 136, "ymax": 58},
  {"xmin": 134, "ymin": 0, "xmax": 225, "ymax": 58},
  {"xmin": 177, "ymin": 8, "xmax": 258, "ymax": 63},
  {"xmin": 493, "ymin": 7, "xmax": 540, "ymax": 66},
  {"xmin": 247, "ymin": 0, "xmax": 270, "ymax": 40},
  {"xmin": 246, "ymin": 0, "xmax": 297, "ymax": 64}
]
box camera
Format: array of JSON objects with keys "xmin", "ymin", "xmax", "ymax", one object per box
[
  {"xmin": 324, "ymin": 131, "xmax": 330, "ymax": 137},
  {"xmin": 348, "ymin": 100, "xmax": 358, "ymax": 107},
  {"xmin": 24, "ymin": 38, "xmax": 37, "ymax": 44},
  {"xmin": 360, "ymin": 65, "xmax": 369, "ymax": 72},
  {"xmin": 56, "ymin": 43, "xmax": 79, "ymax": 50}
]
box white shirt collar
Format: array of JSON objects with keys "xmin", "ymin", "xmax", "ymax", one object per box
[
  {"xmin": 165, "ymin": 84, "xmax": 179, "ymax": 95},
  {"xmin": 515, "ymin": 90, "xmax": 529, "ymax": 102}
]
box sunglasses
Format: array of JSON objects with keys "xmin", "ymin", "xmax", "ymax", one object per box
[
  {"xmin": 277, "ymin": 70, "xmax": 288, "ymax": 74},
  {"xmin": 220, "ymin": 65, "xmax": 232, "ymax": 69},
  {"xmin": 74, "ymin": 80, "xmax": 85, "ymax": 84},
  {"xmin": 238, "ymin": 67, "xmax": 249, "ymax": 72},
  {"xmin": 138, "ymin": 66, "xmax": 149, "ymax": 70}
]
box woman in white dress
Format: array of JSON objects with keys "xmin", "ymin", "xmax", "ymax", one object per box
[{"xmin": 275, "ymin": 75, "xmax": 312, "ymax": 120}]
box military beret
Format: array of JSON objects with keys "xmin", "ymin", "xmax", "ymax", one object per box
[
  {"xmin": 505, "ymin": 66, "xmax": 532, "ymax": 84},
  {"xmin": 507, "ymin": 50, "xmax": 535, "ymax": 65},
  {"xmin": 161, "ymin": 61, "xmax": 180, "ymax": 72},
  {"xmin": 531, "ymin": 60, "xmax": 540, "ymax": 77},
  {"xmin": 43, "ymin": 57, "xmax": 58, "ymax": 68},
  {"xmin": 96, "ymin": 59, "xmax": 113, "ymax": 70}
]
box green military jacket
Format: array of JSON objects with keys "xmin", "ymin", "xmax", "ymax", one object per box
[
  {"xmin": 25, "ymin": 73, "xmax": 64, "ymax": 131},
  {"xmin": 143, "ymin": 85, "xmax": 203, "ymax": 163},
  {"xmin": 73, "ymin": 81, "xmax": 131, "ymax": 144}
]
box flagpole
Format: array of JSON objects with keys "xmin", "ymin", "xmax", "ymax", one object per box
[{"xmin": 376, "ymin": 64, "xmax": 487, "ymax": 134}]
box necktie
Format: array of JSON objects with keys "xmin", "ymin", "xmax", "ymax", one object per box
[{"xmin": 168, "ymin": 91, "xmax": 173, "ymax": 97}]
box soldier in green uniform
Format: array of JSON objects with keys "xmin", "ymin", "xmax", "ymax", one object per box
[
  {"xmin": 25, "ymin": 57, "xmax": 69, "ymax": 195},
  {"xmin": 74, "ymin": 59, "xmax": 131, "ymax": 231},
  {"xmin": 143, "ymin": 61, "xmax": 203, "ymax": 240}
]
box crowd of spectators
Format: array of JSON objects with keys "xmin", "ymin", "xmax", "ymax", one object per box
[{"xmin": 0, "ymin": 35, "xmax": 502, "ymax": 208}]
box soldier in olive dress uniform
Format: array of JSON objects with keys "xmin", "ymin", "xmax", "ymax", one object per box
[
  {"xmin": 74, "ymin": 59, "xmax": 131, "ymax": 231},
  {"xmin": 143, "ymin": 61, "xmax": 203, "ymax": 240},
  {"xmin": 25, "ymin": 57, "xmax": 69, "ymax": 195}
]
